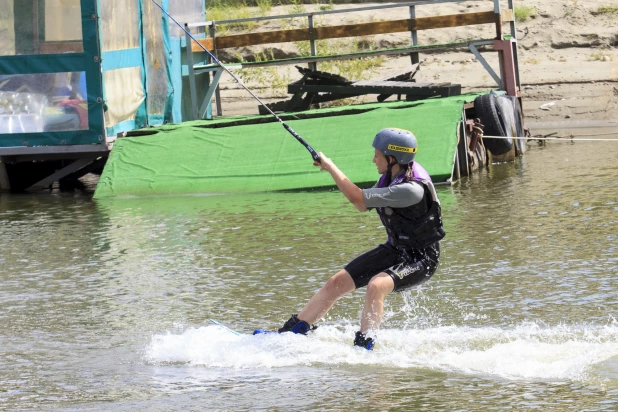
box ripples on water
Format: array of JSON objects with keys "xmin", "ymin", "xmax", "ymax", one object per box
[{"xmin": 0, "ymin": 136, "xmax": 617, "ymax": 410}]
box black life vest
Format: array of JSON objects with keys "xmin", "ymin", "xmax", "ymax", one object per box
[{"xmin": 376, "ymin": 179, "xmax": 445, "ymax": 250}]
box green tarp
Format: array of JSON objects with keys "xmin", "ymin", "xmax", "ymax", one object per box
[{"xmin": 94, "ymin": 94, "xmax": 479, "ymax": 198}]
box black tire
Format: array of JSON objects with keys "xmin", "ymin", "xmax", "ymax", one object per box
[
  {"xmin": 504, "ymin": 95, "xmax": 526, "ymax": 155},
  {"xmin": 474, "ymin": 94, "xmax": 514, "ymax": 155}
]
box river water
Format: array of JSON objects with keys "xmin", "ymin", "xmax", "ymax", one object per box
[{"xmin": 1, "ymin": 134, "xmax": 617, "ymax": 411}]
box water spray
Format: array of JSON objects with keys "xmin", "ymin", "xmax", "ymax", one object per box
[{"xmin": 149, "ymin": 0, "xmax": 321, "ymax": 162}]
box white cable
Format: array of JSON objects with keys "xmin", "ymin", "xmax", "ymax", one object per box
[{"xmin": 482, "ymin": 135, "xmax": 618, "ymax": 142}]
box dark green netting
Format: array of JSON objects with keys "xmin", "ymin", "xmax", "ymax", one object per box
[{"xmin": 94, "ymin": 94, "xmax": 480, "ymax": 198}]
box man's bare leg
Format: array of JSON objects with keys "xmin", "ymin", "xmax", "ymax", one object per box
[
  {"xmin": 297, "ymin": 269, "xmax": 356, "ymax": 325},
  {"xmin": 360, "ymin": 273, "xmax": 394, "ymax": 333}
]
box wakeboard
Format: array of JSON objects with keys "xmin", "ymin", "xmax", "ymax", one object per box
[{"xmin": 208, "ymin": 318, "xmax": 277, "ymax": 335}]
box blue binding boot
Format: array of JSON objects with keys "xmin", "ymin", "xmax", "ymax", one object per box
[
  {"xmin": 354, "ymin": 331, "xmax": 375, "ymax": 350},
  {"xmin": 253, "ymin": 314, "xmax": 312, "ymax": 335}
]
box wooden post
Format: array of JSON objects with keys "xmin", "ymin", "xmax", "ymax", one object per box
[
  {"xmin": 507, "ymin": 0, "xmax": 521, "ymax": 89},
  {"xmin": 308, "ymin": 15, "xmax": 317, "ymax": 72},
  {"xmin": 409, "ymin": 5, "xmax": 419, "ymax": 65},
  {"xmin": 456, "ymin": 119, "xmax": 469, "ymax": 178},
  {"xmin": 493, "ymin": 0, "xmax": 506, "ymax": 92},
  {"xmin": 209, "ymin": 23, "xmax": 223, "ymax": 117},
  {"xmin": 493, "ymin": 0, "xmax": 502, "ymax": 40},
  {"xmin": 185, "ymin": 24, "xmax": 199, "ymax": 120}
]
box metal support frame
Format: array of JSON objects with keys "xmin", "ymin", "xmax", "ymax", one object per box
[
  {"xmin": 189, "ymin": 0, "xmax": 501, "ymax": 27},
  {"xmin": 26, "ymin": 158, "xmax": 94, "ymax": 191},
  {"xmin": 0, "ymin": 158, "xmax": 10, "ymax": 191},
  {"xmin": 456, "ymin": 116, "xmax": 470, "ymax": 178},
  {"xmin": 183, "ymin": 0, "xmax": 521, "ymax": 115},
  {"xmin": 185, "ymin": 24, "xmax": 200, "ymax": 120},
  {"xmin": 507, "ymin": 0, "xmax": 521, "ymax": 89},
  {"xmin": 468, "ymin": 39, "xmax": 519, "ymax": 96},
  {"xmin": 409, "ymin": 5, "xmax": 419, "ymax": 65},
  {"xmin": 0, "ymin": 143, "xmax": 110, "ymax": 157},
  {"xmin": 469, "ymin": 41, "xmax": 503, "ymax": 89},
  {"xmin": 185, "ymin": 22, "xmax": 226, "ymax": 120},
  {"xmin": 493, "ymin": 0, "xmax": 502, "ymax": 38},
  {"xmin": 197, "ymin": 66, "xmax": 225, "ymax": 119},
  {"xmin": 492, "ymin": 39, "xmax": 518, "ymax": 96},
  {"xmin": 185, "ymin": 63, "xmax": 237, "ymax": 120},
  {"xmin": 467, "ymin": 1, "xmax": 519, "ymax": 96},
  {"xmin": 209, "ymin": 23, "xmax": 223, "ymax": 117},
  {"xmin": 493, "ymin": 0, "xmax": 506, "ymax": 92},
  {"xmin": 308, "ymin": 15, "xmax": 317, "ymax": 72}
]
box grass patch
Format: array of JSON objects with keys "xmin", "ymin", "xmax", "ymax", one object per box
[
  {"xmin": 234, "ymin": 36, "xmax": 386, "ymax": 97},
  {"xmin": 295, "ymin": 37, "xmax": 385, "ymax": 81},
  {"xmin": 256, "ymin": 0, "xmax": 272, "ymax": 16},
  {"xmin": 206, "ymin": 2, "xmax": 257, "ymax": 33},
  {"xmin": 288, "ymin": 0, "xmax": 306, "ymax": 15},
  {"xmin": 514, "ymin": 5, "xmax": 537, "ymax": 22},
  {"xmin": 317, "ymin": 0, "xmax": 335, "ymax": 12},
  {"xmin": 589, "ymin": 51, "xmax": 613, "ymax": 61},
  {"xmin": 206, "ymin": 0, "xmax": 335, "ymax": 32},
  {"xmin": 594, "ymin": 5, "xmax": 618, "ymax": 15},
  {"xmin": 522, "ymin": 58, "xmax": 540, "ymax": 65},
  {"xmin": 235, "ymin": 50, "xmax": 293, "ymax": 96}
]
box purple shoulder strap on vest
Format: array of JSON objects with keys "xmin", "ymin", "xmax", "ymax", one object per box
[
  {"xmin": 377, "ymin": 161, "xmax": 431, "ymax": 188},
  {"xmin": 411, "ymin": 161, "xmax": 431, "ymax": 182}
]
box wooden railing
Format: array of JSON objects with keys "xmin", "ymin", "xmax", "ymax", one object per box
[
  {"xmin": 183, "ymin": 0, "xmax": 521, "ymax": 118},
  {"xmin": 191, "ymin": 10, "xmax": 514, "ymax": 52}
]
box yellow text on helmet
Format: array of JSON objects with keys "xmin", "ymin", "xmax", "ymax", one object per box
[{"xmin": 387, "ymin": 144, "xmax": 417, "ymax": 153}]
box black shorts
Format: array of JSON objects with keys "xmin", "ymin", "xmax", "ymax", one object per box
[{"xmin": 344, "ymin": 243, "xmax": 440, "ymax": 293}]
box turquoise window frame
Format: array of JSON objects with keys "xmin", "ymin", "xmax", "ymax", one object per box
[{"xmin": 0, "ymin": 0, "xmax": 105, "ymax": 147}]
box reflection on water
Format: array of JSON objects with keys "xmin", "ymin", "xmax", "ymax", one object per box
[{"xmin": 0, "ymin": 136, "xmax": 617, "ymax": 410}]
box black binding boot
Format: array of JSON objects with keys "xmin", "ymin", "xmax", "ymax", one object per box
[
  {"xmin": 354, "ymin": 331, "xmax": 375, "ymax": 350},
  {"xmin": 253, "ymin": 314, "xmax": 316, "ymax": 335},
  {"xmin": 278, "ymin": 314, "xmax": 311, "ymax": 334}
]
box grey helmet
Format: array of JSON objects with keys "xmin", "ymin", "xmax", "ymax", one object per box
[{"xmin": 372, "ymin": 128, "xmax": 418, "ymax": 164}]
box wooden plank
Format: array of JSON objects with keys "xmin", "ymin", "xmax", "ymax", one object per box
[
  {"xmin": 501, "ymin": 9, "xmax": 515, "ymax": 22},
  {"xmin": 195, "ymin": 11, "xmax": 498, "ymax": 51},
  {"xmin": 314, "ymin": 19, "xmax": 409, "ymax": 40},
  {"xmin": 191, "ymin": 37, "xmax": 215, "ymax": 52},
  {"xmin": 314, "ymin": 11, "xmax": 496, "ymax": 41},
  {"xmin": 194, "ymin": 28, "xmax": 312, "ymax": 51},
  {"xmin": 386, "ymin": 81, "xmax": 410, "ymax": 87},
  {"xmin": 413, "ymin": 11, "xmax": 496, "ymax": 30}
]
